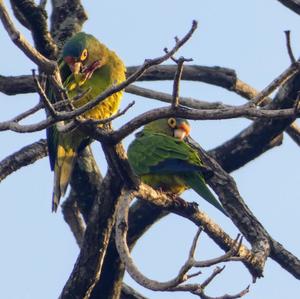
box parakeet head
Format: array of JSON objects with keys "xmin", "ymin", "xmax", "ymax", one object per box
[
  {"xmin": 144, "ymin": 118, "xmax": 191, "ymax": 140},
  {"xmin": 62, "ymin": 32, "xmax": 108, "ymax": 82}
]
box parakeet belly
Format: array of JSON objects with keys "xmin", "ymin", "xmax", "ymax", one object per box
[
  {"xmin": 48, "ymin": 32, "xmax": 126, "ymax": 212},
  {"xmin": 141, "ymin": 173, "xmax": 188, "ymax": 194}
]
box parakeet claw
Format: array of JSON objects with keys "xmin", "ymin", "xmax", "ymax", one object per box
[{"xmin": 172, "ymin": 196, "xmax": 199, "ymax": 213}]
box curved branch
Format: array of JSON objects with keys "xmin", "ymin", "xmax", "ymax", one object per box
[
  {"xmin": 10, "ymin": 0, "xmax": 57, "ymax": 59},
  {"xmin": 0, "ymin": 1, "xmax": 57, "ymax": 73},
  {"xmin": 115, "ymin": 189, "xmax": 249, "ymax": 298}
]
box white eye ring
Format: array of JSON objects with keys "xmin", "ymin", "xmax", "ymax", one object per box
[{"xmin": 168, "ymin": 118, "xmax": 176, "ymax": 128}]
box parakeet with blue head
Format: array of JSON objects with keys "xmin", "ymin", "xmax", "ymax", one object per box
[
  {"xmin": 47, "ymin": 32, "xmax": 126, "ymax": 211},
  {"xmin": 127, "ymin": 118, "xmax": 227, "ymax": 216}
]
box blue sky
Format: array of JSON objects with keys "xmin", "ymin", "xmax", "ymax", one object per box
[{"xmin": 1, "ymin": 0, "xmax": 300, "ymax": 298}]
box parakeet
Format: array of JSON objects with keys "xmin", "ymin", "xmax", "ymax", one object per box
[
  {"xmin": 127, "ymin": 118, "xmax": 227, "ymax": 216},
  {"xmin": 47, "ymin": 32, "xmax": 126, "ymax": 212}
]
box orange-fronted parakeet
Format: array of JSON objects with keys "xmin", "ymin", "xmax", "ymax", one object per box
[
  {"xmin": 127, "ymin": 118, "xmax": 227, "ymax": 215},
  {"xmin": 47, "ymin": 32, "xmax": 126, "ymax": 211}
]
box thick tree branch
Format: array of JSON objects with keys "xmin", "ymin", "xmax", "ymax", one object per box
[
  {"xmin": 0, "ymin": 0, "xmax": 57, "ymax": 73},
  {"xmin": 189, "ymin": 138, "xmax": 271, "ymax": 278},
  {"xmin": 59, "ymin": 167, "xmax": 124, "ymax": 299},
  {"xmin": 210, "ymin": 70, "xmax": 300, "ymax": 172},
  {"xmin": 50, "ymin": 0, "xmax": 88, "ymax": 49},
  {"xmin": 0, "ymin": 139, "xmax": 47, "ymax": 182},
  {"xmin": 190, "ymin": 137, "xmax": 300, "ymax": 280},
  {"xmin": 277, "ymin": 0, "xmax": 300, "ymax": 15},
  {"xmin": 115, "ymin": 190, "xmax": 249, "ymax": 298},
  {"xmin": 270, "ymin": 238, "xmax": 300, "ymax": 279},
  {"xmin": 121, "ymin": 284, "xmax": 149, "ymax": 299},
  {"xmin": 0, "ymin": 74, "xmax": 34, "ymax": 95},
  {"xmin": 61, "ymin": 192, "xmax": 86, "ymax": 248},
  {"xmin": 69, "ymin": 146, "xmax": 103, "ymax": 221},
  {"xmin": 10, "ymin": 0, "xmax": 57, "ymax": 59}
]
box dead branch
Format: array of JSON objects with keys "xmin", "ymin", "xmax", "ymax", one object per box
[
  {"xmin": 115, "ymin": 189, "xmax": 249, "ymax": 298},
  {"xmin": 0, "ymin": 0, "xmax": 57, "ymax": 73},
  {"xmin": 249, "ymin": 61, "xmax": 300, "ymax": 106},
  {"xmin": 93, "ymin": 104, "xmax": 299, "ymax": 145},
  {"xmin": 50, "ymin": 0, "xmax": 88, "ymax": 49},
  {"xmin": 189, "ymin": 137, "xmax": 271, "ymax": 277},
  {"xmin": 0, "ymin": 21, "xmax": 200, "ymax": 134},
  {"xmin": 277, "ymin": 0, "xmax": 300, "ymax": 15},
  {"xmin": 0, "ymin": 139, "xmax": 47, "ymax": 182},
  {"xmin": 61, "ymin": 192, "xmax": 86, "ymax": 248},
  {"xmin": 10, "ymin": 0, "xmax": 57, "ymax": 59},
  {"xmin": 126, "ymin": 84, "xmax": 232, "ymax": 109},
  {"xmin": 284, "ymin": 30, "xmax": 296, "ymax": 63},
  {"xmin": 210, "ymin": 67, "xmax": 300, "ymax": 172}
]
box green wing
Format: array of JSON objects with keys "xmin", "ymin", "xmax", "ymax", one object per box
[
  {"xmin": 183, "ymin": 173, "xmax": 227, "ymax": 216},
  {"xmin": 127, "ymin": 131, "xmax": 227, "ymax": 216},
  {"xmin": 127, "ymin": 132, "xmax": 203, "ymax": 175}
]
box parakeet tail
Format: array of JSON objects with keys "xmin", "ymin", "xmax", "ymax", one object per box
[
  {"xmin": 185, "ymin": 174, "xmax": 228, "ymax": 216},
  {"xmin": 52, "ymin": 145, "xmax": 76, "ymax": 212}
]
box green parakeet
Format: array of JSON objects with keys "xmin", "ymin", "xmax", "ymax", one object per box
[
  {"xmin": 127, "ymin": 118, "xmax": 227, "ymax": 216},
  {"xmin": 47, "ymin": 32, "xmax": 126, "ymax": 212}
]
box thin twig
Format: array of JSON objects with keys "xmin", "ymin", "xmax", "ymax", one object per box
[
  {"xmin": 78, "ymin": 101, "xmax": 135, "ymax": 126},
  {"xmin": 249, "ymin": 61, "xmax": 300, "ymax": 106},
  {"xmin": 172, "ymin": 57, "xmax": 186, "ymax": 107},
  {"xmin": 32, "ymin": 70, "xmax": 57, "ymax": 117},
  {"xmin": 0, "ymin": 20, "xmax": 198, "ymax": 133},
  {"xmin": 11, "ymin": 102, "xmax": 43, "ymax": 122},
  {"xmin": 115, "ymin": 189, "xmax": 250, "ymax": 294},
  {"xmin": 201, "ymin": 266, "xmax": 225, "ymax": 289},
  {"xmin": 197, "ymin": 283, "xmax": 250, "ymax": 299},
  {"xmin": 284, "ymin": 30, "xmax": 296, "ymax": 63}
]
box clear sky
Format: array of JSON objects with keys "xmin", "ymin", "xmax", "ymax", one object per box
[{"xmin": 1, "ymin": 0, "xmax": 300, "ymax": 298}]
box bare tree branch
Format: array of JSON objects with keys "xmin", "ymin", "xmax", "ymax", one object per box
[
  {"xmin": 210, "ymin": 69, "xmax": 300, "ymax": 172},
  {"xmin": 277, "ymin": 0, "xmax": 300, "ymax": 15},
  {"xmin": 50, "ymin": 0, "xmax": 88, "ymax": 49},
  {"xmin": 248, "ymin": 61, "xmax": 300, "ymax": 106},
  {"xmin": 10, "ymin": 0, "xmax": 57, "ymax": 59},
  {"xmin": 284, "ymin": 30, "xmax": 296, "ymax": 63},
  {"xmin": 121, "ymin": 284, "xmax": 149, "ymax": 299},
  {"xmin": 126, "ymin": 84, "xmax": 232, "ymax": 109},
  {"xmin": 59, "ymin": 167, "xmax": 124, "ymax": 299},
  {"xmin": 61, "ymin": 192, "xmax": 86, "ymax": 248},
  {"xmin": 115, "ymin": 190, "xmax": 249, "ymax": 298},
  {"xmin": 189, "ymin": 137, "xmax": 271, "ymax": 278},
  {"xmin": 0, "ymin": 74, "xmax": 34, "ymax": 95},
  {"xmin": 0, "ymin": 0, "xmax": 57, "ymax": 73},
  {"xmin": 270, "ymin": 238, "xmax": 300, "ymax": 279},
  {"xmin": 0, "ymin": 139, "xmax": 47, "ymax": 182}
]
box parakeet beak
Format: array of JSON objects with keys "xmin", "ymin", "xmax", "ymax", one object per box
[
  {"xmin": 71, "ymin": 62, "xmax": 82, "ymax": 75},
  {"xmin": 174, "ymin": 122, "xmax": 191, "ymax": 140},
  {"xmin": 64, "ymin": 56, "xmax": 83, "ymax": 82}
]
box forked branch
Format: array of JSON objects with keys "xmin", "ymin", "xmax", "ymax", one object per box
[{"xmin": 115, "ymin": 189, "xmax": 250, "ymax": 298}]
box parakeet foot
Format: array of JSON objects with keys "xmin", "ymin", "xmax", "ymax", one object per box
[{"xmin": 171, "ymin": 195, "xmax": 199, "ymax": 213}]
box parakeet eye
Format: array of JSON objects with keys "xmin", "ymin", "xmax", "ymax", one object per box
[
  {"xmin": 168, "ymin": 118, "xmax": 177, "ymax": 128},
  {"xmin": 80, "ymin": 49, "xmax": 88, "ymax": 61}
]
